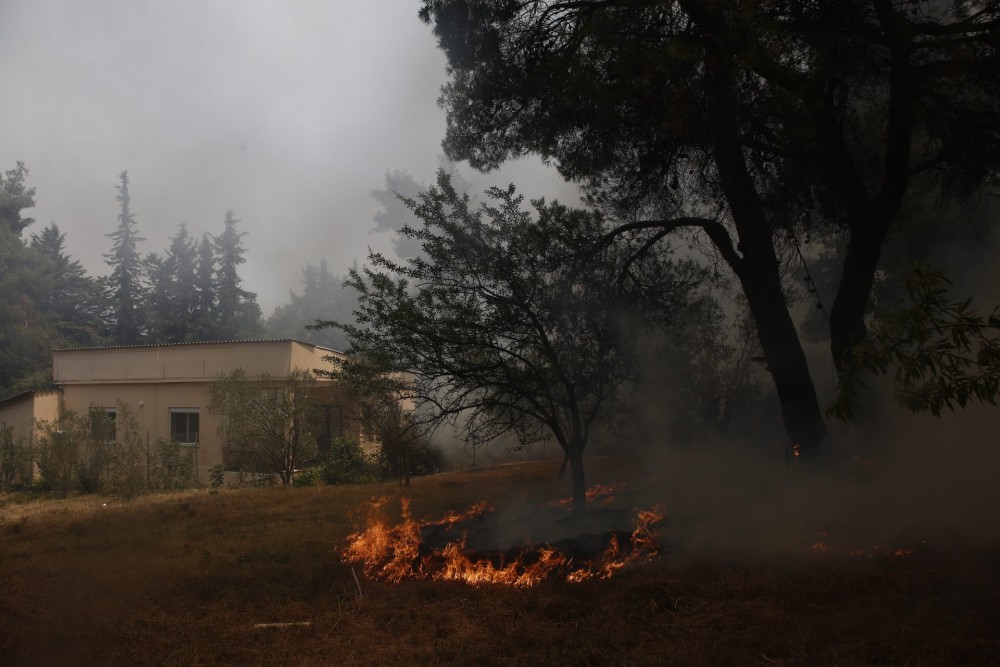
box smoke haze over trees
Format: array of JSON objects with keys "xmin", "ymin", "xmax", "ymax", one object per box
[
  {"xmin": 418, "ymin": 0, "xmax": 1000, "ymax": 456},
  {"xmin": 0, "ymin": 167, "xmax": 271, "ymax": 397}
]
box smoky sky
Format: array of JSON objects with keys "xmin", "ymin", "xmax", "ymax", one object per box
[{"xmin": 0, "ymin": 0, "xmax": 579, "ymax": 313}]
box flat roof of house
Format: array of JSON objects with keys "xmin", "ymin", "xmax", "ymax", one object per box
[
  {"xmin": 53, "ymin": 338, "xmax": 344, "ymax": 354},
  {"xmin": 0, "ymin": 387, "xmax": 61, "ymax": 406}
]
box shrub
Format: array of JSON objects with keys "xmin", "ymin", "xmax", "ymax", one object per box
[{"xmin": 320, "ymin": 435, "xmax": 376, "ymax": 485}]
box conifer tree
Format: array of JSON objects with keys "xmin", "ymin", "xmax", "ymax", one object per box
[
  {"xmin": 148, "ymin": 223, "xmax": 199, "ymax": 342},
  {"xmin": 192, "ymin": 232, "xmax": 217, "ymax": 340},
  {"xmin": 104, "ymin": 171, "xmax": 146, "ymax": 344},
  {"xmin": 214, "ymin": 210, "xmax": 262, "ymax": 339},
  {"xmin": 0, "ymin": 164, "xmax": 53, "ymax": 395},
  {"xmin": 30, "ymin": 223, "xmax": 106, "ymax": 347}
]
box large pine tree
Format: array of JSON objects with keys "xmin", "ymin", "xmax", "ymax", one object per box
[
  {"xmin": 0, "ymin": 164, "xmax": 54, "ymax": 395},
  {"xmin": 104, "ymin": 171, "xmax": 146, "ymax": 345},
  {"xmin": 213, "ymin": 210, "xmax": 262, "ymax": 339},
  {"xmin": 147, "ymin": 223, "xmax": 199, "ymax": 343},
  {"xmin": 192, "ymin": 232, "xmax": 218, "ymax": 340}
]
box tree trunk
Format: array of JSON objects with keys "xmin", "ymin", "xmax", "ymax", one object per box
[
  {"xmin": 830, "ymin": 225, "xmax": 888, "ymax": 373},
  {"xmin": 567, "ymin": 447, "xmax": 586, "ymax": 513},
  {"xmin": 703, "ymin": 38, "xmax": 829, "ymax": 456},
  {"xmin": 558, "ymin": 454, "xmax": 569, "ymax": 479}
]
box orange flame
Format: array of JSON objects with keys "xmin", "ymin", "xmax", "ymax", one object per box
[
  {"xmin": 343, "ymin": 495, "xmax": 664, "ymax": 587},
  {"xmin": 550, "ymin": 483, "xmax": 620, "ymax": 508}
]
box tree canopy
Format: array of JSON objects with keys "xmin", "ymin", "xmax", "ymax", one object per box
[
  {"xmin": 321, "ymin": 171, "xmax": 710, "ymax": 509},
  {"xmin": 419, "ymin": 0, "xmax": 1000, "ymax": 454}
]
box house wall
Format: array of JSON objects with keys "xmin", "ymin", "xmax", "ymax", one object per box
[
  {"xmin": 53, "ymin": 340, "xmax": 338, "ymax": 384},
  {"xmin": 59, "ymin": 381, "xmax": 223, "ymax": 483},
  {"xmin": 50, "ymin": 341, "xmax": 348, "ymax": 483},
  {"xmin": 0, "ymin": 390, "xmax": 62, "ymax": 443}
]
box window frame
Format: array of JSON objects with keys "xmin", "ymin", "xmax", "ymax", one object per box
[{"xmin": 169, "ymin": 408, "xmax": 200, "ymax": 447}]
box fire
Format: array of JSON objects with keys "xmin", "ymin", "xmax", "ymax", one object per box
[
  {"xmin": 808, "ymin": 531, "xmax": 921, "ymax": 559},
  {"xmin": 550, "ymin": 483, "xmax": 619, "ymax": 508},
  {"xmin": 343, "ymin": 491, "xmax": 665, "ymax": 587}
]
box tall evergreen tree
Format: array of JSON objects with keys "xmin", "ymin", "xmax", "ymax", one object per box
[
  {"xmin": 0, "ymin": 163, "xmax": 56, "ymax": 395},
  {"xmin": 147, "ymin": 223, "xmax": 199, "ymax": 343},
  {"xmin": 266, "ymin": 258, "xmax": 357, "ymax": 349},
  {"xmin": 214, "ymin": 210, "xmax": 262, "ymax": 339},
  {"xmin": 104, "ymin": 171, "xmax": 146, "ymax": 344},
  {"xmin": 192, "ymin": 232, "xmax": 217, "ymax": 340},
  {"xmin": 30, "ymin": 223, "xmax": 106, "ymax": 347}
]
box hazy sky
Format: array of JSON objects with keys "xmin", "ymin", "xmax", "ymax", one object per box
[{"xmin": 0, "ymin": 0, "xmax": 578, "ymax": 313}]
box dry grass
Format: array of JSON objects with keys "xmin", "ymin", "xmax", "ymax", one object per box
[{"xmin": 1, "ymin": 459, "xmax": 998, "ymax": 666}]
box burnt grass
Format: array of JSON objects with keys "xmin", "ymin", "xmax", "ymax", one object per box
[{"xmin": 1, "ymin": 459, "xmax": 998, "ymax": 666}]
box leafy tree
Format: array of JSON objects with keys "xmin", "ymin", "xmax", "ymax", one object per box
[
  {"xmin": 418, "ymin": 0, "xmax": 1000, "ymax": 455},
  {"xmin": 266, "ymin": 259, "xmax": 357, "ymax": 349},
  {"xmin": 372, "ymin": 169, "xmax": 426, "ymax": 260},
  {"xmin": 833, "ymin": 264, "xmax": 1000, "ymax": 420},
  {"xmin": 371, "ymin": 161, "xmax": 474, "ymax": 260},
  {"xmin": 214, "ymin": 210, "xmax": 263, "ymax": 339},
  {"xmin": 322, "ymin": 172, "xmax": 696, "ymax": 510},
  {"xmin": 0, "ymin": 162, "xmax": 35, "ymax": 236},
  {"xmin": 104, "ymin": 170, "xmax": 146, "ymax": 344},
  {"xmin": 206, "ymin": 368, "xmax": 321, "ymax": 485},
  {"xmin": 34, "ymin": 412, "xmax": 82, "ymax": 496}
]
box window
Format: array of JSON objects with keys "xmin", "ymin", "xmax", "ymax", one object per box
[
  {"xmin": 316, "ymin": 404, "xmax": 343, "ymax": 454},
  {"xmin": 170, "ymin": 409, "xmax": 199, "ymax": 445},
  {"xmin": 89, "ymin": 407, "xmax": 117, "ymax": 443}
]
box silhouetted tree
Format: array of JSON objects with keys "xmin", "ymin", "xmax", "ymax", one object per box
[
  {"xmin": 147, "ymin": 223, "xmax": 199, "ymax": 342},
  {"xmin": 192, "ymin": 232, "xmax": 217, "ymax": 340},
  {"xmin": 419, "ymin": 0, "xmax": 1000, "ymax": 456},
  {"xmin": 0, "ymin": 164, "xmax": 54, "ymax": 395},
  {"xmin": 266, "ymin": 258, "xmax": 357, "ymax": 349},
  {"xmin": 214, "ymin": 209, "xmax": 262, "ymax": 338},
  {"xmin": 30, "ymin": 223, "xmax": 106, "ymax": 347},
  {"xmin": 104, "ymin": 171, "xmax": 146, "ymax": 344},
  {"xmin": 321, "ymin": 172, "xmax": 702, "ymax": 510}
]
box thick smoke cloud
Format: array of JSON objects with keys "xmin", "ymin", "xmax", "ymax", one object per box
[{"xmin": 0, "ymin": 0, "xmax": 578, "ymax": 313}]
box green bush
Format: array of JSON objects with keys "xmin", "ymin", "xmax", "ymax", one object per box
[{"xmin": 321, "ymin": 435, "xmax": 376, "ymax": 485}]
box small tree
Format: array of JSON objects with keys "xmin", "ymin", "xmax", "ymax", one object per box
[
  {"xmin": 207, "ymin": 368, "xmax": 320, "ymax": 485},
  {"xmin": 319, "ymin": 172, "xmax": 668, "ymax": 511},
  {"xmin": 34, "ymin": 411, "xmax": 89, "ymax": 496}
]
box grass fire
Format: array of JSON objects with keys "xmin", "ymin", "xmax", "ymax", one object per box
[
  {"xmin": 342, "ymin": 489, "xmax": 664, "ymax": 587},
  {"xmin": 2, "ymin": 459, "xmax": 999, "ymax": 665}
]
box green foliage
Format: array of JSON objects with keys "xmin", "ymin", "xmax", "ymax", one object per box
[
  {"xmin": 832, "ymin": 264, "xmax": 1000, "ymax": 420},
  {"xmin": 150, "ymin": 438, "xmax": 195, "ymax": 490},
  {"xmin": 104, "ymin": 171, "xmax": 147, "ymax": 344},
  {"xmin": 319, "ymin": 171, "xmax": 716, "ymax": 506},
  {"xmin": 419, "ymin": 0, "xmax": 1000, "ymax": 449},
  {"xmin": 147, "ymin": 224, "xmax": 201, "ymax": 343},
  {"xmin": 214, "ymin": 210, "xmax": 263, "ymax": 339},
  {"xmin": 0, "ymin": 423, "xmax": 32, "ymax": 488},
  {"xmin": 208, "ymin": 464, "xmax": 226, "ymax": 490},
  {"xmin": 207, "ymin": 368, "xmax": 321, "ymax": 485},
  {"xmin": 265, "ymin": 259, "xmax": 357, "ymax": 350},
  {"xmin": 318, "ymin": 435, "xmax": 376, "ymax": 486},
  {"xmin": 34, "ymin": 410, "xmax": 88, "ymax": 496},
  {"xmin": 0, "ymin": 162, "xmax": 36, "ymax": 236}
]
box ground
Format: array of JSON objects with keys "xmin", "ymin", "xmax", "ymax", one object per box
[{"xmin": 1, "ymin": 459, "xmax": 997, "ymax": 666}]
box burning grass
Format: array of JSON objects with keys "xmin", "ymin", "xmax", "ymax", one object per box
[
  {"xmin": 1, "ymin": 458, "xmax": 999, "ymax": 665},
  {"xmin": 343, "ymin": 495, "xmax": 664, "ymax": 586}
]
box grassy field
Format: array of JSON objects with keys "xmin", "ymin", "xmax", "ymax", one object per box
[{"xmin": 1, "ymin": 458, "xmax": 998, "ymax": 666}]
